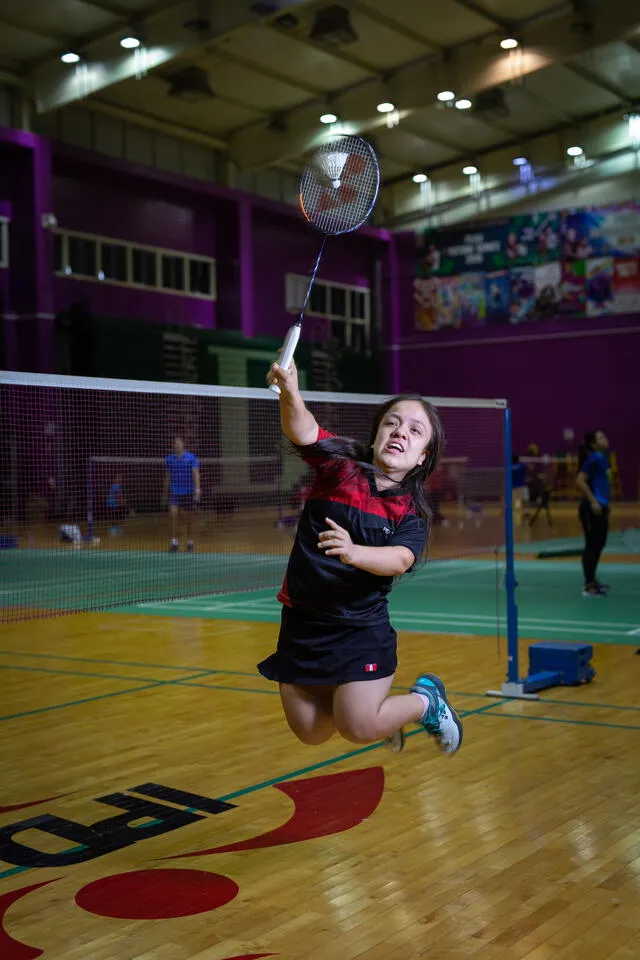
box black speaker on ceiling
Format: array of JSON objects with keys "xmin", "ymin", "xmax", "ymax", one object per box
[{"xmin": 309, "ymin": 5, "xmax": 358, "ymax": 46}]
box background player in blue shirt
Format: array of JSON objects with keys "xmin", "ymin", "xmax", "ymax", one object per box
[
  {"xmin": 164, "ymin": 437, "xmax": 201, "ymax": 552},
  {"xmin": 260, "ymin": 358, "xmax": 463, "ymax": 757},
  {"xmin": 576, "ymin": 429, "xmax": 611, "ymax": 597}
]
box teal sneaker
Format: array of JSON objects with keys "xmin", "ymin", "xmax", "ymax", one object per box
[{"xmin": 411, "ymin": 673, "xmax": 463, "ymax": 755}]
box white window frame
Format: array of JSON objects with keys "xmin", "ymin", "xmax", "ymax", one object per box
[
  {"xmin": 0, "ymin": 217, "xmax": 9, "ymax": 269},
  {"xmin": 285, "ymin": 272, "xmax": 371, "ymax": 351},
  {"xmin": 53, "ymin": 228, "xmax": 217, "ymax": 302}
]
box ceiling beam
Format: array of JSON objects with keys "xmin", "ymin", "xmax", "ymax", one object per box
[
  {"xmin": 382, "ymin": 100, "xmax": 625, "ymax": 188},
  {"xmin": 267, "ymin": 21, "xmax": 380, "ymax": 78},
  {"xmin": 563, "ymin": 61, "xmax": 634, "ymax": 105},
  {"xmin": 30, "ymin": 0, "xmax": 316, "ymax": 113},
  {"xmin": 228, "ymin": 0, "xmax": 639, "ymax": 170},
  {"xmin": 0, "ymin": 15, "xmax": 66, "ymax": 45},
  {"xmin": 447, "ymin": 0, "xmax": 506, "ymax": 29},
  {"xmin": 347, "ymin": 0, "xmax": 442, "ymax": 53}
]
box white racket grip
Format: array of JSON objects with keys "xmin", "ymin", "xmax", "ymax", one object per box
[{"xmin": 269, "ymin": 323, "xmax": 301, "ymax": 395}]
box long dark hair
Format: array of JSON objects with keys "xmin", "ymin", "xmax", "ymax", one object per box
[
  {"xmin": 578, "ymin": 430, "xmax": 599, "ymax": 469},
  {"xmin": 296, "ymin": 394, "xmax": 445, "ymax": 526}
]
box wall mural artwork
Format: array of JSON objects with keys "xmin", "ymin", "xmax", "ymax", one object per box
[{"xmin": 413, "ymin": 203, "xmax": 640, "ymax": 331}]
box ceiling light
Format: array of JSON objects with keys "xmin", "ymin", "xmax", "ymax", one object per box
[
  {"xmin": 437, "ymin": 90, "xmax": 455, "ymax": 102},
  {"xmin": 455, "ymin": 98, "xmax": 472, "ymax": 110},
  {"xmin": 412, "ymin": 173, "xmax": 428, "ymax": 183},
  {"xmin": 60, "ymin": 51, "xmax": 81, "ymax": 64},
  {"xmin": 120, "ymin": 34, "xmax": 142, "ymax": 49},
  {"xmin": 377, "ymin": 101, "xmax": 395, "ymax": 113},
  {"xmin": 567, "ymin": 145, "xmax": 583, "ymax": 156},
  {"xmin": 320, "ymin": 112, "xmax": 338, "ymax": 124},
  {"xmin": 500, "ymin": 37, "xmax": 519, "ymax": 49},
  {"xmin": 626, "ymin": 112, "xmax": 640, "ymax": 147},
  {"xmin": 513, "ymin": 156, "xmax": 528, "ymax": 166},
  {"xmin": 462, "ymin": 165, "xmax": 478, "ymax": 175}
]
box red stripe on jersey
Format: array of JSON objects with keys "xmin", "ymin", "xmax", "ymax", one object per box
[
  {"xmin": 277, "ymin": 573, "xmax": 292, "ymax": 607},
  {"xmin": 309, "ymin": 465, "xmax": 414, "ymax": 523}
]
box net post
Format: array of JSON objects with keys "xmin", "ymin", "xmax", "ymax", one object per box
[{"xmin": 503, "ymin": 406, "xmax": 519, "ymax": 684}]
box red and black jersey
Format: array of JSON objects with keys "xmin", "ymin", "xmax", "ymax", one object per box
[{"xmin": 278, "ymin": 427, "xmax": 427, "ymax": 625}]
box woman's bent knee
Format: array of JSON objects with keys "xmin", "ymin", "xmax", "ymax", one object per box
[{"xmin": 290, "ymin": 724, "xmax": 334, "ymax": 745}]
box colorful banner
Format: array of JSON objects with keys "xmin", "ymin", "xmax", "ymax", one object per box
[
  {"xmin": 419, "ymin": 223, "xmax": 509, "ymax": 276},
  {"xmin": 585, "ymin": 257, "xmax": 614, "ymax": 316},
  {"xmin": 509, "ymin": 267, "xmax": 535, "ymax": 323},
  {"xmin": 485, "ymin": 271, "xmax": 510, "ymax": 324},
  {"xmin": 457, "ymin": 273, "xmax": 486, "ymax": 326},
  {"xmin": 414, "ymin": 201, "xmax": 640, "ymax": 330},
  {"xmin": 534, "ymin": 262, "xmax": 562, "ymax": 320},
  {"xmin": 560, "ymin": 260, "xmax": 586, "ymax": 317},
  {"xmin": 612, "ymin": 257, "xmax": 640, "ymax": 313}
]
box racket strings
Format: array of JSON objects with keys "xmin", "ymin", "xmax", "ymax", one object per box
[{"xmin": 300, "ymin": 137, "xmax": 379, "ymax": 236}]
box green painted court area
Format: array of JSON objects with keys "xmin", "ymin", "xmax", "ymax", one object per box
[
  {"xmin": 2, "ymin": 549, "xmax": 638, "ymax": 645},
  {"xmin": 114, "ymin": 558, "xmax": 640, "ymax": 646}
]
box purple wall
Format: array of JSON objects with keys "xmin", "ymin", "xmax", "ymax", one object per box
[{"xmin": 397, "ymin": 318, "xmax": 640, "ymax": 497}]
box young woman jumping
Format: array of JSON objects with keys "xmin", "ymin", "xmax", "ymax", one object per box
[{"xmin": 258, "ymin": 359, "xmax": 463, "ymax": 757}]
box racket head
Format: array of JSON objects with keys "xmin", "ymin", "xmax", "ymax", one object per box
[{"xmin": 299, "ymin": 136, "xmax": 380, "ymax": 236}]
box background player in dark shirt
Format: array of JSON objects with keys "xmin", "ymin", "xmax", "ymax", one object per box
[
  {"xmin": 259, "ymin": 359, "xmax": 463, "ymax": 757},
  {"xmin": 576, "ymin": 430, "xmax": 611, "ymax": 597}
]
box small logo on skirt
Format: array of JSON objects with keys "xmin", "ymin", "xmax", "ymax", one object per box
[{"xmin": 364, "ymin": 663, "xmax": 378, "ymax": 673}]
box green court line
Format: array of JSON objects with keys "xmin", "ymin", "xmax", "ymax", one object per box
[
  {"xmin": 0, "ymin": 700, "xmax": 506, "ymax": 883},
  {"xmin": 0, "ymin": 672, "xmax": 213, "ymax": 722},
  {"xmin": 486, "ymin": 712, "xmax": 640, "ymax": 732},
  {"xmin": 0, "ymin": 649, "xmax": 219, "ymax": 673}
]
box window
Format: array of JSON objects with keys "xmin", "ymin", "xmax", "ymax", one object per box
[
  {"xmin": 101, "ymin": 242, "xmax": 128, "ymax": 282},
  {"xmin": 330, "ymin": 286, "xmax": 347, "ymax": 318},
  {"xmin": 351, "ymin": 290, "xmax": 366, "ymax": 320},
  {"xmin": 68, "ymin": 235, "xmax": 97, "ymax": 276},
  {"xmin": 285, "ymin": 272, "xmax": 371, "ymax": 352},
  {"xmin": 309, "ymin": 283, "xmax": 327, "ymax": 315},
  {"xmin": 53, "ymin": 232, "xmax": 63, "ymax": 273},
  {"xmin": 54, "ymin": 229, "xmax": 216, "ymax": 300},
  {"xmin": 132, "ymin": 248, "xmax": 157, "ymax": 287},
  {"xmin": 189, "ymin": 259, "xmax": 212, "ymax": 296},
  {"xmin": 161, "ymin": 254, "xmax": 185, "ymax": 292}
]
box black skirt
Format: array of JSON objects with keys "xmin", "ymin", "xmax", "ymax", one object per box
[{"xmin": 257, "ymin": 604, "xmax": 398, "ymax": 685}]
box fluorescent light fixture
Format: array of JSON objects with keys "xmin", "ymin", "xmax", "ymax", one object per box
[
  {"xmin": 377, "ymin": 101, "xmax": 395, "ymax": 113},
  {"xmin": 500, "ymin": 37, "xmax": 519, "ymax": 49},
  {"xmin": 567, "ymin": 145, "xmax": 583, "ymax": 156},
  {"xmin": 320, "ymin": 112, "xmax": 338, "ymax": 124},
  {"xmin": 120, "ymin": 34, "xmax": 142, "ymax": 49},
  {"xmin": 437, "ymin": 90, "xmax": 455, "ymax": 102},
  {"xmin": 412, "ymin": 173, "xmax": 428, "ymax": 183},
  {"xmin": 455, "ymin": 98, "xmax": 472, "ymax": 110},
  {"xmin": 513, "ymin": 156, "xmax": 528, "ymax": 166},
  {"xmin": 60, "ymin": 51, "xmax": 81, "ymax": 64},
  {"xmin": 462, "ymin": 165, "xmax": 478, "ymax": 175}
]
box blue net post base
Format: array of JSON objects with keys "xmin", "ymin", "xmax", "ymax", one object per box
[{"xmin": 487, "ymin": 642, "xmax": 596, "ymax": 699}]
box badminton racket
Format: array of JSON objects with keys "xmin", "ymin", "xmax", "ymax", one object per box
[{"xmin": 269, "ymin": 135, "xmax": 380, "ymax": 394}]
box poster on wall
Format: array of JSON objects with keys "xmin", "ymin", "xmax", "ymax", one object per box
[
  {"xmin": 585, "ymin": 257, "xmax": 614, "ymax": 316},
  {"xmin": 534, "ymin": 261, "xmax": 562, "ymax": 320},
  {"xmin": 413, "ymin": 277, "xmax": 439, "ymax": 330},
  {"xmin": 457, "ymin": 273, "xmax": 486, "ymax": 326},
  {"xmin": 559, "ymin": 210, "xmax": 594, "ymax": 260},
  {"xmin": 510, "ymin": 267, "xmax": 535, "ymax": 323},
  {"xmin": 507, "ymin": 212, "xmax": 561, "ymax": 265},
  {"xmin": 419, "ymin": 223, "xmax": 508, "ymax": 276},
  {"xmin": 612, "ymin": 257, "xmax": 640, "ymax": 313},
  {"xmin": 485, "ymin": 270, "xmax": 510, "ymax": 323},
  {"xmin": 584, "ymin": 204, "xmax": 640, "ymax": 257},
  {"xmin": 435, "ymin": 276, "xmax": 461, "ymax": 328},
  {"xmin": 560, "ymin": 260, "xmax": 586, "ymax": 317}
]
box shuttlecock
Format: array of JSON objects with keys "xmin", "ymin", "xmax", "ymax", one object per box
[{"xmin": 317, "ymin": 150, "xmax": 349, "ymax": 189}]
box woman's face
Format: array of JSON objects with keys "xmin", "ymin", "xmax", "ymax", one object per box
[
  {"xmin": 372, "ymin": 400, "xmax": 432, "ymax": 481},
  {"xmin": 593, "ymin": 430, "xmax": 609, "ymax": 451}
]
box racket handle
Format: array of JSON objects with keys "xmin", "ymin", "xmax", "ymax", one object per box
[{"xmin": 269, "ymin": 323, "xmax": 301, "ymax": 395}]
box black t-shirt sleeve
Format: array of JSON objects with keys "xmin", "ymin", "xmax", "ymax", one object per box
[{"xmin": 389, "ymin": 513, "xmax": 427, "ymax": 564}]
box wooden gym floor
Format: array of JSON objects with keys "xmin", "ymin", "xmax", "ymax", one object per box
[{"xmin": 1, "ymin": 522, "xmax": 640, "ymax": 959}]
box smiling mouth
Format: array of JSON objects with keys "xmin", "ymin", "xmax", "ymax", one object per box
[{"xmin": 385, "ymin": 443, "xmax": 404, "ymax": 454}]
